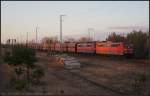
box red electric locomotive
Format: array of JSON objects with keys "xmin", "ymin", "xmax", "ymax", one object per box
[
  {"xmin": 76, "ymin": 42, "xmax": 96, "ymax": 53},
  {"xmin": 96, "ymin": 41, "xmax": 133, "ymax": 55}
]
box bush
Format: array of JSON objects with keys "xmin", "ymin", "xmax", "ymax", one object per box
[
  {"xmin": 12, "ymin": 80, "xmax": 27, "ymax": 91},
  {"xmin": 4, "ymin": 45, "xmax": 37, "ymax": 90},
  {"xmin": 32, "ymin": 67, "xmax": 45, "ymax": 84},
  {"xmin": 132, "ymin": 73, "xmax": 147, "ymax": 96}
]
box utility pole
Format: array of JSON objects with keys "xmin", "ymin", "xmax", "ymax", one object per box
[
  {"xmin": 60, "ymin": 15, "xmax": 66, "ymax": 53},
  {"xmin": 93, "ymin": 28, "xmax": 95, "ymax": 41},
  {"xmin": 36, "ymin": 27, "xmax": 38, "ymax": 44},
  {"xmin": 0, "ymin": 25, "xmax": 1, "ymax": 64},
  {"xmin": 88, "ymin": 28, "xmax": 94, "ymax": 42},
  {"xmin": 26, "ymin": 32, "xmax": 28, "ymax": 46},
  {"xmin": 88, "ymin": 28, "xmax": 90, "ymax": 40},
  {"xmin": 20, "ymin": 32, "xmax": 22, "ymax": 44}
]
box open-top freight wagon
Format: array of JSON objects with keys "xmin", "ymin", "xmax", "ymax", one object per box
[{"xmin": 67, "ymin": 42, "xmax": 76, "ymax": 53}]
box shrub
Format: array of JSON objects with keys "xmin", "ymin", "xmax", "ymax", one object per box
[
  {"xmin": 132, "ymin": 73, "xmax": 147, "ymax": 96},
  {"xmin": 32, "ymin": 67, "xmax": 45, "ymax": 84},
  {"xmin": 13, "ymin": 80, "xmax": 27, "ymax": 91},
  {"xmin": 4, "ymin": 44, "xmax": 37, "ymax": 89}
]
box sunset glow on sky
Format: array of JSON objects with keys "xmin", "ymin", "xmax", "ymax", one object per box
[{"xmin": 1, "ymin": 1, "xmax": 149, "ymax": 43}]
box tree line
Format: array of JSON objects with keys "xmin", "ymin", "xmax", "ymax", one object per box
[
  {"xmin": 106, "ymin": 30, "xmax": 149, "ymax": 58},
  {"xmin": 40, "ymin": 30, "xmax": 149, "ymax": 59}
]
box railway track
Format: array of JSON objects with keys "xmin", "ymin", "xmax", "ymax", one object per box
[
  {"xmin": 36, "ymin": 52, "xmax": 137, "ymax": 96},
  {"xmin": 67, "ymin": 69, "xmax": 135, "ymax": 96},
  {"xmin": 46, "ymin": 67, "xmax": 134, "ymax": 96}
]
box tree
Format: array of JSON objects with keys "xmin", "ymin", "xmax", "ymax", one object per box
[
  {"xmin": 14, "ymin": 66, "xmax": 24, "ymax": 80},
  {"xmin": 106, "ymin": 32, "xmax": 126, "ymax": 42},
  {"xmin": 24, "ymin": 48, "xmax": 37, "ymax": 85},
  {"xmin": 127, "ymin": 30, "xmax": 149, "ymax": 58},
  {"xmin": 32, "ymin": 66, "xmax": 44, "ymax": 84},
  {"xmin": 78, "ymin": 37, "xmax": 93, "ymax": 42},
  {"xmin": 4, "ymin": 44, "xmax": 37, "ymax": 90}
]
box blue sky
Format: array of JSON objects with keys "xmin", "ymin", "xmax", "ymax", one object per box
[{"xmin": 1, "ymin": 1, "xmax": 149, "ymax": 43}]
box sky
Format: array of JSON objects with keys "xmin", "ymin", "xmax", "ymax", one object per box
[{"xmin": 1, "ymin": 1, "xmax": 149, "ymax": 43}]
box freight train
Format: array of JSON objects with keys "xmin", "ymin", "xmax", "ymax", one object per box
[{"xmin": 27, "ymin": 41, "xmax": 133, "ymax": 56}]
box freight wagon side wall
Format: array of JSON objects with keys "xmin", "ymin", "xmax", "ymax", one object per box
[
  {"xmin": 67, "ymin": 43, "xmax": 77, "ymax": 53},
  {"xmin": 54, "ymin": 43, "xmax": 61, "ymax": 52},
  {"xmin": 50, "ymin": 43, "xmax": 55, "ymax": 51},
  {"xmin": 62, "ymin": 43, "xmax": 68, "ymax": 52}
]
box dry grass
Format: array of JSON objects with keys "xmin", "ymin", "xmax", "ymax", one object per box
[
  {"xmin": 73, "ymin": 54, "xmax": 149, "ymax": 94},
  {"xmin": 0, "ymin": 51, "xmax": 148, "ymax": 95}
]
